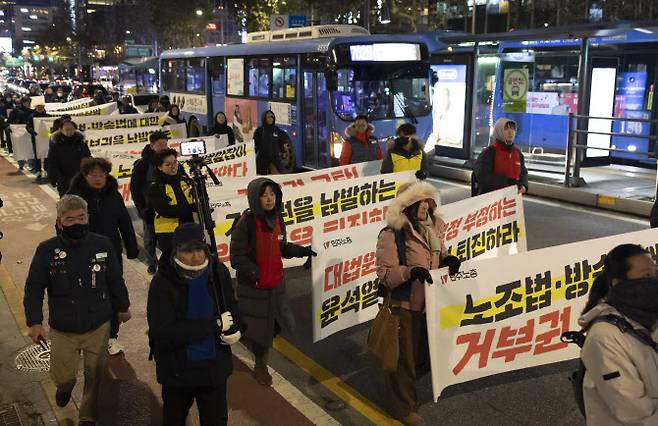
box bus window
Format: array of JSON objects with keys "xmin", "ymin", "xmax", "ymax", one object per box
[
  {"xmin": 272, "ymin": 56, "xmax": 296, "ymax": 99},
  {"xmin": 248, "ymin": 58, "xmax": 271, "ymax": 98},
  {"xmin": 186, "ymin": 58, "xmax": 206, "ymax": 93},
  {"xmin": 163, "ymin": 59, "xmax": 186, "ymax": 92},
  {"xmin": 333, "ymin": 65, "xmax": 431, "ymax": 121},
  {"xmin": 209, "ymin": 57, "xmax": 225, "ymax": 95}
]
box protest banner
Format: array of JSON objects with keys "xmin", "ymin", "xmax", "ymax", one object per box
[
  {"xmin": 206, "ymin": 160, "xmax": 383, "ymax": 197},
  {"xmin": 8, "ymin": 125, "xmax": 39, "ymax": 161},
  {"xmin": 424, "ymin": 228, "xmax": 658, "ymax": 400},
  {"xmin": 47, "ymin": 101, "xmax": 118, "ymax": 117},
  {"xmin": 45, "ymin": 97, "xmax": 93, "ymax": 112},
  {"xmin": 309, "ymin": 186, "xmax": 527, "ymax": 342},
  {"xmin": 211, "ymin": 171, "xmax": 416, "ymax": 266},
  {"xmin": 440, "ymin": 186, "xmax": 527, "ymax": 262},
  {"xmin": 86, "ymin": 123, "xmax": 188, "ymax": 150}
]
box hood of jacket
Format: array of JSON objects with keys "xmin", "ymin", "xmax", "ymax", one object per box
[
  {"xmin": 577, "ymin": 302, "xmax": 649, "ymax": 331},
  {"xmin": 69, "ymin": 172, "xmax": 119, "ymax": 196},
  {"xmin": 261, "ymin": 110, "xmax": 276, "ymax": 126},
  {"xmin": 385, "ymin": 181, "xmax": 440, "ymax": 231},
  {"xmin": 493, "ymin": 118, "xmax": 517, "ymax": 145},
  {"xmin": 246, "ymin": 177, "xmax": 283, "ymax": 218},
  {"xmin": 345, "ymin": 122, "xmax": 375, "ymax": 139}
]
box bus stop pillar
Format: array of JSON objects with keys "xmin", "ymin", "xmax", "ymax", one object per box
[{"xmin": 570, "ymin": 37, "xmax": 590, "ymax": 187}]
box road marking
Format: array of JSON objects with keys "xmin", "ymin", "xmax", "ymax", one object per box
[
  {"xmin": 429, "ymin": 177, "xmax": 649, "ymax": 226},
  {"xmin": 273, "ymin": 336, "xmax": 402, "ymax": 426}
]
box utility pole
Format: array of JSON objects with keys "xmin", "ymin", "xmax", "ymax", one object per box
[
  {"xmin": 364, "ymin": 0, "xmax": 371, "ymax": 31},
  {"xmin": 471, "ymin": 0, "xmax": 476, "ymax": 34}
]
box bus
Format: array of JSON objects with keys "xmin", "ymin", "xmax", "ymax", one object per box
[
  {"xmin": 430, "ymin": 23, "xmax": 658, "ymax": 170},
  {"xmin": 159, "ymin": 25, "xmax": 441, "ymax": 171}
]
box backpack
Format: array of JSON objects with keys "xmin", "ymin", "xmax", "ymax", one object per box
[{"xmin": 560, "ymin": 314, "xmax": 658, "ymax": 418}]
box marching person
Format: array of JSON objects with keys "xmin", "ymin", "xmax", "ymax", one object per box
[
  {"xmin": 54, "ymin": 87, "xmax": 67, "ymax": 103},
  {"xmin": 253, "ymin": 110, "xmax": 290, "ymax": 175},
  {"xmin": 579, "ymin": 244, "xmax": 658, "ymax": 425},
  {"xmin": 230, "ymin": 177, "xmax": 316, "ymax": 386},
  {"xmin": 148, "ymin": 223, "xmax": 242, "ymax": 426},
  {"xmin": 163, "ymin": 104, "xmax": 186, "ymax": 126},
  {"xmin": 47, "ymin": 119, "xmax": 91, "ymax": 197},
  {"xmin": 147, "ymin": 148, "xmax": 196, "ymax": 262},
  {"xmin": 208, "ymin": 112, "xmax": 235, "ymax": 146},
  {"xmin": 91, "ymin": 89, "xmax": 106, "ymax": 106},
  {"xmin": 67, "ymin": 157, "xmax": 139, "ymax": 355},
  {"xmin": 339, "ymin": 114, "xmax": 382, "ymax": 166},
  {"xmin": 44, "ymin": 86, "xmax": 57, "ymax": 103},
  {"xmin": 380, "ymin": 130, "xmax": 429, "ymax": 179},
  {"xmin": 9, "ymin": 95, "xmax": 33, "ymax": 170},
  {"xmin": 23, "ymin": 194, "xmax": 131, "ymax": 426},
  {"xmin": 375, "ymin": 181, "xmax": 460, "ymax": 425},
  {"xmin": 131, "ymin": 131, "xmax": 169, "ymax": 274},
  {"xmin": 472, "ymin": 117, "xmax": 528, "ymax": 196},
  {"xmin": 119, "ymin": 96, "xmax": 138, "ymax": 115},
  {"xmin": 28, "ymin": 99, "xmax": 49, "ymax": 180}
]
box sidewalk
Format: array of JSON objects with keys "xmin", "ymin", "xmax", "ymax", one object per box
[{"xmin": 0, "ymin": 153, "xmax": 318, "ymax": 425}]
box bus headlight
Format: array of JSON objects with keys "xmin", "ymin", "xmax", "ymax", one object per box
[{"xmin": 330, "ymin": 131, "xmax": 343, "ymax": 159}]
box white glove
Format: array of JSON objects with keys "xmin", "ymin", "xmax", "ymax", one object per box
[
  {"xmin": 220, "ymin": 330, "xmax": 241, "ymax": 345},
  {"xmin": 216, "ymin": 311, "xmax": 234, "ymax": 332}
]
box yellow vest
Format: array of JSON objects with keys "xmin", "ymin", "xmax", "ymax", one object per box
[
  {"xmin": 391, "ymin": 152, "xmax": 423, "ymax": 172},
  {"xmin": 154, "ymin": 180, "xmax": 196, "ymax": 234}
]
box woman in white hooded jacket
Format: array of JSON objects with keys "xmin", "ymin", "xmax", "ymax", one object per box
[{"xmin": 579, "ymin": 244, "xmax": 658, "ymax": 425}]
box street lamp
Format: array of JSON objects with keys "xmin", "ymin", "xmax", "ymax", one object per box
[
  {"xmin": 125, "ymin": 30, "xmax": 131, "ymax": 34},
  {"xmin": 196, "ymin": 9, "xmax": 203, "ymax": 16}
]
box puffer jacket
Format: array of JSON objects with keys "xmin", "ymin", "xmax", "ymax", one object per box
[
  {"xmin": 339, "ymin": 122, "xmax": 382, "ymax": 166},
  {"xmin": 579, "ymin": 303, "xmax": 658, "ymax": 425},
  {"xmin": 375, "ymin": 181, "xmax": 447, "ymax": 312},
  {"xmin": 46, "ymin": 130, "xmax": 91, "ymax": 196}
]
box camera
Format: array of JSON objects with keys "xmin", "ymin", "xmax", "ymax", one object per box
[{"xmin": 180, "ymin": 139, "xmax": 207, "ymax": 156}]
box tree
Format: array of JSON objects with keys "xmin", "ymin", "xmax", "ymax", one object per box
[{"xmin": 146, "ymin": 0, "xmax": 214, "ymax": 49}]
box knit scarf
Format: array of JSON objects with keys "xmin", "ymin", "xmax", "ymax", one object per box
[{"xmin": 417, "ymin": 215, "xmax": 441, "ymax": 254}]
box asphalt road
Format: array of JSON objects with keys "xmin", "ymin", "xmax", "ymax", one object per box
[{"xmin": 270, "ymin": 178, "xmax": 648, "ymax": 426}]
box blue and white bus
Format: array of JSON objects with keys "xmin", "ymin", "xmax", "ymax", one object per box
[{"xmin": 159, "ymin": 25, "xmax": 441, "ymax": 171}]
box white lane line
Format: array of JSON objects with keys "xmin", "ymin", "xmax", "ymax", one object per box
[
  {"xmin": 428, "ymin": 177, "xmax": 649, "ymax": 226},
  {"xmin": 231, "ymin": 342, "xmax": 340, "ymax": 426}
]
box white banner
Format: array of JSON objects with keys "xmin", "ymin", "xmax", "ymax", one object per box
[
  {"xmin": 309, "ymin": 186, "xmax": 528, "ymax": 342},
  {"xmin": 170, "ymin": 92, "xmax": 207, "ymax": 115},
  {"xmin": 9, "ymin": 125, "xmax": 36, "ymax": 161},
  {"xmin": 47, "ymin": 101, "xmax": 118, "ymax": 117},
  {"xmin": 86, "ymin": 123, "xmax": 188, "ymax": 150},
  {"xmin": 425, "ymin": 228, "xmax": 658, "ymax": 400},
  {"xmin": 211, "ymin": 171, "xmax": 416, "ymax": 266},
  {"xmin": 207, "ymin": 160, "xmax": 383, "ymax": 198},
  {"xmin": 44, "ymin": 97, "xmax": 94, "ymax": 112},
  {"xmin": 440, "ymin": 186, "xmax": 527, "ymax": 262}
]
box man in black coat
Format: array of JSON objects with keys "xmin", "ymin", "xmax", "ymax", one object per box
[
  {"xmin": 147, "ymin": 223, "xmax": 242, "ymax": 426},
  {"xmin": 130, "ymin": 130, "xmax": 169, "ymax": 274},
  {"xmin": 47, "ymin": 119, "xmax": 91, "ymax": 197},
  {"xmin": 23, "ymin": 195, "xmax": 131, "ymax": 426},
  {"xmin": 9, "ymin": 96, "xmax": 33, "ymax": 170}
]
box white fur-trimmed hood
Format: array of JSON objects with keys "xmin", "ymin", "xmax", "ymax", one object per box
[{"xmin": 385, "ymin": 181, "xmax": 440, "ymax": 231}]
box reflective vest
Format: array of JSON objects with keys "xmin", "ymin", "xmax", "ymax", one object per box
[
  {"xmin": 390, "ymin": 151, "xmax": 423, "ymax": 172},
  {"xmin": 492, "ymin": 142, "xmax": 521, "ymax": 189},
  {"xmin": 154, "ymin": 180, "xmax": 196, "ymax": 234}
]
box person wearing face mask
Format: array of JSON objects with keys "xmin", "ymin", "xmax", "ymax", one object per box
[
  {"xmin": 148, "ymin": 223, "xmax": 242, "ymax": 426},
  {"xmin": 578, "ymin": 244, "xmax": 658, "ymax": 425},
  {"xmin": 44, "ymin": 86, "xmax": 57, "ymax": 103},
  {"xmin": 380, "ymin": 123, "xmax": 429, "ymax": 180},
  {"xmin": 67, "ymin": 157, "xmax": 139, "ymax": 355},
  {"xmin": 23, "ymin": 195, "xmax": 131, "ymax": 426},
  {"xmin": 47, "ymin": 119, "xmax": 91, "ymax": 197},
  {"xmin": 54, "ymin": 88, "xmax": 67, "ymax": 103},
  {"xmin": 472, "ymin": 117, "xmax": 528, "ymax": 196},
  {"xmin": 339, "ymin": 114, "xmax": 383, "ymax": 166},
  {"xmin": 208, "ymin": 111, "xmax": 235, "ymax": 146},
  {"xmin": 148, "ymin": 148, "xmax": 197, "ymax": 263},
  {"xmin": 253, "ymin": 110, "xmax": 290, "ymax": 175},
  {"xmin": 230, "ymin": 178, "xmax": 316, "ymax": 386},
  {"xmin": 375, "ymin": 181, "xmax": 460, "ymax": 426}
]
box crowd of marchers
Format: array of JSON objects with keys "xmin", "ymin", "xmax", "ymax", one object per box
[{"xmin": 11, "ymin": 109, "xmax": 658, "ymax": 426}]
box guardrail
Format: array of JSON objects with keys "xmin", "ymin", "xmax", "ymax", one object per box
[{"xmin": 564, "ymin": 112, "xmax": 658, "ymax": 188}]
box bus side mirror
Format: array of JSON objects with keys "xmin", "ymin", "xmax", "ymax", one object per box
[{"xmin": 325, "ymin": 70, "xmax": 338, "ymax": 91}]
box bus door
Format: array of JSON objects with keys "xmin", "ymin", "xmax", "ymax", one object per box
[
  {"xmin": 429, "ymin": 53, "xmax": 472, "ymax": 160},
  {"xmin": 582, "ymin": 57, "xmax": 619, "ymax": 166},
  {"xmin": 302, "ymin": 70, "xmax": 330, "ymax": 168}
]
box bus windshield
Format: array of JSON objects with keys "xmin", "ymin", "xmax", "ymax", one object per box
[{"xmin": 333, "ymin": 63, "xmax": 430, "ymax": 121}]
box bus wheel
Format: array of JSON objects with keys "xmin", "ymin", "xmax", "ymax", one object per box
[
  {"xmin": 279, "ymin": 138, "xmax": 296, "ymax": 173},
  {"xmin": 188, "ymin": 117, "xmax": 202, "ymax": 137}
]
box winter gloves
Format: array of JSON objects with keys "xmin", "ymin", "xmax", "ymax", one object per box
[
  {"xmin": 300, "ymin": 246, "xmax": 317, "ymax": 258},
  {"xmin": 217, "ymin": 311, "xmax": 234, "ymax": 332},
  {"xmin": 442, "ymin": 255, "xmax": 462, "ymax": 275},
  {"xmin": 410, "ymin": 266, "xmax": 433, "ymax": 284},
  {"xmin": 415, "ymin": 170, "xmax": 428, "ymax": 180}
]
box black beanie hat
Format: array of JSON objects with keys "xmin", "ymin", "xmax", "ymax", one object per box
[{"xmin": 172, "ymin": 223, "xmax": 205, "ymax": 249}]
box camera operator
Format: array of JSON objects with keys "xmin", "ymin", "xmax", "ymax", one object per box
[
  {"xmin": 147, "ymin": 223, "xmax": 242, "ymax": 425},
  {"xmin": 147, "ymin": 148, "xmax": 197, "ymax": 265}
]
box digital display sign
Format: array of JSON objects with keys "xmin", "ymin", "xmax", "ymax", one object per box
[{"xmin": 349, "ymin": 43, "xmax": 421, "ymax": 62}]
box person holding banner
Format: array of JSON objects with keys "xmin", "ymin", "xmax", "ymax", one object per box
[
  {"xmin": 163, "ymin": 105, "xmax": 187, "ymax": 127},
  {"xmin": 208, "ymin": 112, "xmax": 235, "ymax": 146},
  {"xmin": 579, "ymin": 244, "xmax": 658, "ymax": 425},
  {"xmin": 375, "ymin": 181, "xmax": 460, "ymax": 426},
  {"xmin": 9, "ymin": 96, "xmax": 33, "ymax": 171},
  {"xmin": 28, "ymin": 100, "xmax": 49, "ymax": 180},
  {"xmin": 47, "ymin": 119, "xmax": 91, "ymax": 197},
  {"xmin": 148, "ymin": 148, "xmax": 197, "ymax": 262},
  {"xmin": 472, "ymin": 118, "xmax": 528, "ymax": 196},
  {"xmin": 380, "ymin": 131, "xmax": 429, "ymax": 179},
  {"xmin": 230, "ymin": 177, "xmax": 316, "ymax": 387},
  {"xmin": 254, "ymin": 110, "xmax": 290, "ymax": 175}
]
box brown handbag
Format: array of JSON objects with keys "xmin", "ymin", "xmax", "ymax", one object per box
[{"xmin": 366, "ymin": 292, "xmax": 400, "ymax": 372}]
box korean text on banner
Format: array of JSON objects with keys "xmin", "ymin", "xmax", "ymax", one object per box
[
  {"xmin": 207, "ymin": 160, "xmax": 383, "ymax": 199},
  {"xmin": 48, "ymin": 101, "xmax": 118, "ymax": 117},
  {"xmin": 311, "ymin": 222, "xmax": 383, "ymax": 342},
  {"xmin": 45, "ymin": 97, "xmax": 93, "ymax": 112},
  {"xmin": 424, "ymin": 228, "xmax": 658, "ymax": 400},
  {"xmin": 441, "ymin": 186, "xmax": 527, "ymax": 262},
  {"xmin": 211, "ymin": 171, "xmax": 416, "ymax": 266},
  {"xmin": 86, "ymin": 123, "xmax": 188, "ymax": 150}
]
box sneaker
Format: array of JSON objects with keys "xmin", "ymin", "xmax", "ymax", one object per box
[
  {"xmin": 108, "ymin": 338, "xmax": 123, "ymax": 355},
  {"xmin": 147, "ymin": 264, "xmax": 157, "ymax": 275},
  {"xmin": 401, "ymin": 412, "xmax": 425, "ymax": 426},
  {"xmin": 55, "ymin": 389, "xmax": 71, "ymax": 407}
]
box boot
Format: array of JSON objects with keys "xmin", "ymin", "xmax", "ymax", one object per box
[{"xmin": 253, "ymin": 353, "xmax": 272, "ymax": 387}]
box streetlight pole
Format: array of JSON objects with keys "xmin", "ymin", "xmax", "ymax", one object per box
[{"xmin": 364, "ymin": 0, "xmax": 370, "ymax": 32}]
